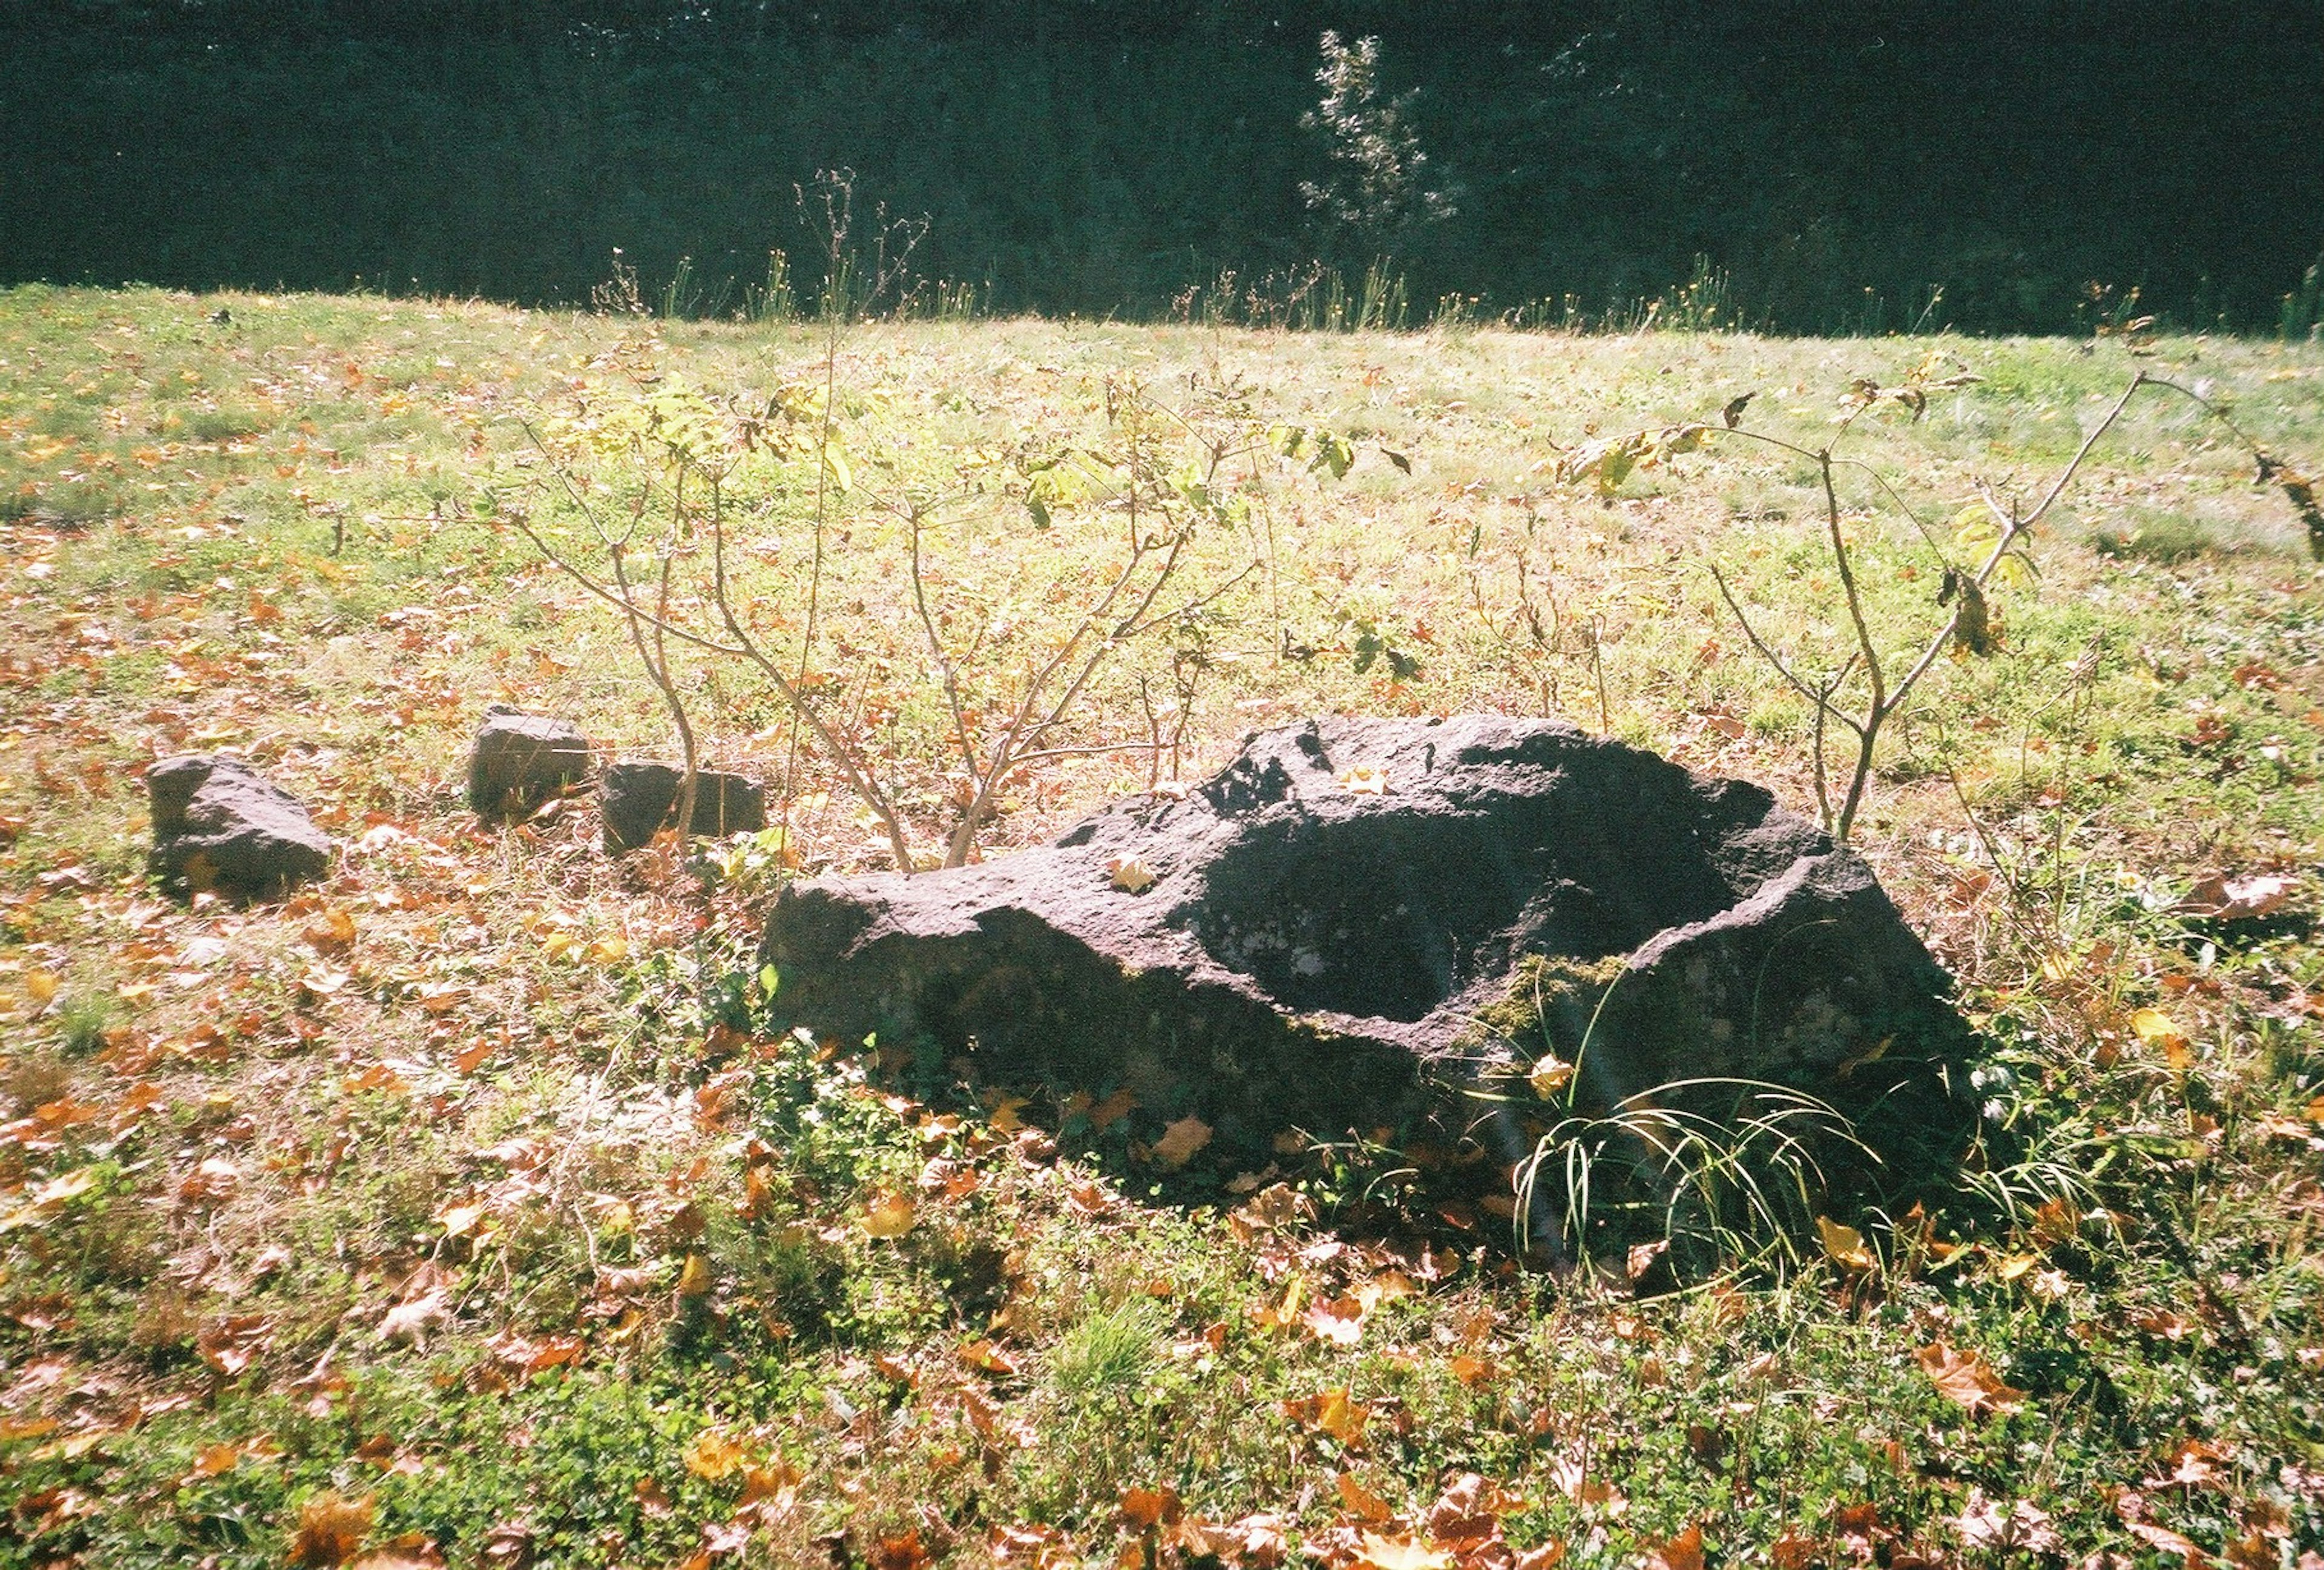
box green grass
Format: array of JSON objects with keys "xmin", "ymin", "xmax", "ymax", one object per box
[{"xmin": 2, "ymin": 286, "xmax": 2323, "ymax": 1567}]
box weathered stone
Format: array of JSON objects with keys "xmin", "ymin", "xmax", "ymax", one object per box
[
  {"xmin": 147, "ymin": 754, "xmax": 332, "ymax": 901},
  {"xmin": 467, "ymin": 705, "xmax": 593, "ymax": 819},
  {"xmin": 601, "ymin": 761, "xmax": 769, "ymax": 851},
  {"xmin": 761, "ymin": 716, "xmax": 1965, "ymax": 1157}
]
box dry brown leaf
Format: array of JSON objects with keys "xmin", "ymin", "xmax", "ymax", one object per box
[
  {"xmin": 1917, "ymin": 1342, "xmax": 2027, "ymax": 1417},
  {"xmin": 2178, "ymin": 871, "xmax": 2298, "ymax": 921},
  {"xmin": 1953, "ymin": 1490, "xmax": 2061, "ymax": 1554},
  {"xmin": 1152, "ymin": 1115, "xmax": 1213, "ymax": 1169}
]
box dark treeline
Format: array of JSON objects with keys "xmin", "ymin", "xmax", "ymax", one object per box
[{"xmin": 4, "ymin": 1, "xmax": 2320, "ymax": 332}]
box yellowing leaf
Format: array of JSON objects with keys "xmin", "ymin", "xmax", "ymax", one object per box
[
  {"xmin": 2130, "ymin": 1007, "xmax": 2193, "ymax": 1069},
  {"xmin": 683, "ymin": 1426, "xmax": 747, "ymax": 1480},
  {"xmin": 1107, "ymin": 856, "xmax": 1157, "ymax": 895},
  {"xmin": 24, "ymin": 970, "xmax": 59, "ymax": 1005},
  {"xmin": 1816, "ymin": 1216, "xmax": 1876, "ymax": 1272},
  {"xmin": 1282, "ymin": 1387, "xmax": 1370, "ymax": 1446},
  {"xmin": 1528, "ymin": 1053, "xmax": 1574, "ymax": 1099},
  {"xmin": 861, "ymin": 1192, "xmax": 917, "ymax": 1238},
  {"xmin": 675, "ymin": 1252, "xmax": 714, "ymax": 1297},
  {"xmin": 585, "ymin": 936, "xmax": 630, "ymax": 965},
  {"xmin": 1152, "ymin": 1115, "xmax": 1213, "ymax": 1169}
]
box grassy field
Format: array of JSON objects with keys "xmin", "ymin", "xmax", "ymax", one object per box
[{"xmin": 3, "ymin": 285, "xmax": 2323, "ymax": 1568}]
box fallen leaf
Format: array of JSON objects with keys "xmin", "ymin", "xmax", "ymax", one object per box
[
  {"xmin": 1108, "ymin": 856, "xmax": 1157, "ymax": 895},
  {"xmin": 1282, "ymin": 1387, "xmax": 1369, "ymax": 1446},
  {"xmin": 290, "ymin": 1491, "xmax": 375, "ymax": 1567},
  {"xmin": 682, "ymin": 1426, "xmax": 747, "ymax": 1480},
  {"xmin": 1353, "ymin": 1534, "xmax": 1448, "ymax": 1570},
  {"xmin": 1339, "ymin": 766, "xmax": 1390, "ymax": 795},
  {"xmin": 1641, "ymin": 1523, "xmax": 1705, "ymax": 1570},
  {"xmin": 1152, "ymin": 1115, "xmax": 1212, "ymax": 1169},
  {"xmin": 1528, "ymin": 1053, "xmax": 1574, "ymax": 1099},
  {"xmin": 1917, "ymin": 1342, "xmax": 2026, "ymax": 1418},
  {"xmin": 861, "ymin": 1192, "xmax": 916, "ymax": 1238},
  {"xmin": 1953, "ymin": 1490, "xmax": 2061, "ymax": 1554},
  {"xmin": 2178, "ymin": 872, "xmax": 2298, "ymax": 921},
  {"xmin": 1817, "ymin": 1215, "xmax": 1877, "ymax": 1272},
  {"xmin": 2131, "ymin": 1007, "xmax": 2194, "ymax": 1069},
  {"xmin": 1336, "ymin": 1472, "xmax": 1394, "ymax": 1525}
]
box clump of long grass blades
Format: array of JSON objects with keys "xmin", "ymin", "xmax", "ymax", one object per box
[{"xmin": 1513, "ymin": 1078, "xmax": 1876, "ymax": 1279}]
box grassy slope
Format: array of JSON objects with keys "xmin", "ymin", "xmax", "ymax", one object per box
[{"xmin": 2, "ymin": 286, "xmax": 2323, "ymax": 1568}]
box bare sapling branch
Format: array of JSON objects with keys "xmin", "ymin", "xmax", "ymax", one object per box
[{"xmin": 1575, "ymin": 356, "xmax": 2316, "ymax": 844}]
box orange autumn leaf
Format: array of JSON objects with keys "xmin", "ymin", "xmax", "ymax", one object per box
[
  {"xmin": 1282, "ymin": 1387, "xmax": 1370, "ymax": 1446},
  {"xmin": 1448, "ymin": 1353, "xmax": 1499, "ymax": 1388},
  {"xmin": 1641, "ymin": 1523, "xmax": 1706, "ymax": 1570},
  {"xmin": 1151, "ymin": 1115, "xmax": 1213, "ymax": 1169},
  {"xmin": 289, "ymin": 1491, "xmax": 375, "ymax": 1567},
  {"xmin": 1336, "ymin": 1471, "xmax": 1395, "ymax": 1525},
  {"xmin": 1121, "ymin": 1485, "xmax": 1184, "ymax": 1530},
  {"xmin": 681, "ymin": 1425, "xmax": 747, "ymax": 1480}
]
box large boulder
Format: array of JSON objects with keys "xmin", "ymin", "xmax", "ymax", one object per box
[
  {"xmin": 761, "ymin": 716, "xmax": 1965, "ymax": 1160},
  {"xmin": 148, "ymin": 754, "xmax": 332, "ymax": 901},
  {"xmin": 467, "ymin": 705, "xmax": 593, "ymax": 819},
  {"xmin": 601, "ymin": 761, "xmax": 769, "ymax": 851}
]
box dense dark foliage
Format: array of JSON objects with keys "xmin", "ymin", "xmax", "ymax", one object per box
[{"xmin": 5, "ymin": 1, "xmax": 2319, "ymax": 331}]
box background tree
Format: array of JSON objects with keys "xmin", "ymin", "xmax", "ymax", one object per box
[{"xmin": 1297, "ymin": 31, "xmax": 1457, "ymax": 268}]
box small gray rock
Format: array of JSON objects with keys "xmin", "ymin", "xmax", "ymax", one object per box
[
  {"xmin": 147, "ymin": 754, "xmax": 332, "ymax": 901},
  {"xmin": 467, "ymin": 704, "xmax": 593, "ymax": 819},
  {"xmin": 601, "ymin": 761, "xmax": 768, "ymax": 852}
]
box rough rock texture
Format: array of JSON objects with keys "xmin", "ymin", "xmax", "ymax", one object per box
[
  {"xmin": 601, "ymin": 761, "xmax": 769, "ymax": 851},
  {"xmin": 148, "ymin": 754, "xmax": 332, "ymax": 901},
  {"xmin": 467, "ymin": 705, "xmax": 594, "ymax": 819},
  {"xmin": 761, "ymin": 716, "xmax": 1963, "ymax": 1149}
]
